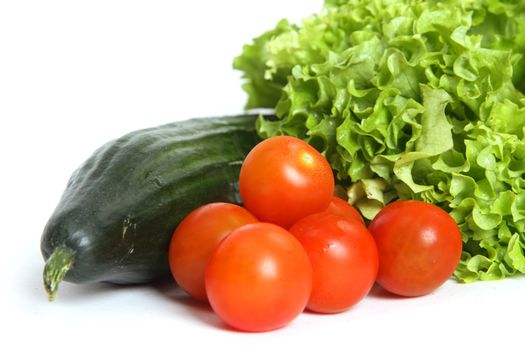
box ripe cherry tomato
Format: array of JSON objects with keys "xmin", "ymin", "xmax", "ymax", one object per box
[
  {"xmin": 239, "ymin": 136, "xmax": 334, "ymax": 228},
  {"xmin": 368, "ymin": 200, "xmax": 462, "ymax": 297},
  {"xmin": 169, "ymin": 202, "xmax": 258, "ymax": 302},
  {"xmin": 324, "ymin": 196, "xmax": 365, "ymax": 225},
  {"xmin": 205, "ymin": 223, "xmax": 312, "ymax": 332},
  {"xmin": 289, "ymin": 212, "xmax": 378, "ymax": 313}
]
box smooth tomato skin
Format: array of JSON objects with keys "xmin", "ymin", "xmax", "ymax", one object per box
[
  {"xmin": 239, "ymin": 136, "xmax": 334, "ymax": 228},
  {"xmin": 289, "ymin": 213, "xmax": 378, "ymax": 314},
  {"xmin": 169, "ymin": 202, "xmax": 258, "ymax": 302},
  {"xmin": 205, "ymin": 223, "xmax": 312, "ymax": 332},
  {"xmin": 324, "ymin": 196, "xmax": 365, "ymax": 225},
  {"xmin": 368, "ymin": 200, "xmax": 462, "ymax": 297}
]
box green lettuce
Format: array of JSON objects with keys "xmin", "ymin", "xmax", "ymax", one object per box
[{"xmin": 235, "ymin": 0, "xmax": 525, "ymax": 282}]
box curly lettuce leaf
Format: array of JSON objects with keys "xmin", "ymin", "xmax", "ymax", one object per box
[
  {"xmin": 236, "ymin": 0, "xmax": 525, "ymax": 282},
  {"xmin": 233, "ymin": 19, "xmax": 295, "ymax": 109}
]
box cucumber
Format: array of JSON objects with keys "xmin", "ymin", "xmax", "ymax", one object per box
[{"xmin": 41, "ymin": 114, "xmax": 262, "ymax": 300}]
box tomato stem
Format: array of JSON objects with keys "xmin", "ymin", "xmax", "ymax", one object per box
[{"xmin": 43, "ymin": 246, "xmax": 75, "ymax": 301}]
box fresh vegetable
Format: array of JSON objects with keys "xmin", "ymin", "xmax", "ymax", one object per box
[
  {"xmin": 235, "ymin": 0, "xmax": 525, "ymax": 281},
  {"xmin": 368, "ymin": 200, "xmax": 462, "ymax": 296},
  {"xmin": 169, "ymin": 202, "xmax": 258, "ymax": 302},
  {"xmin": 290, "ymin": 212, "xmax": 378, "ymax": 313},
  {"xmin": 205, "ymin": 223, "xmax": 312, "ymax": 332},
  {"xmin": 324, "ymin": 196, "xmax": 365, "ymax": 224},
  {"xmin": 239, "ymin": 135, "xmax": 334, "ymax": 228},
  {"xmin": 41, "ymin": 114, "xmax": 262, "ymax": 301}
]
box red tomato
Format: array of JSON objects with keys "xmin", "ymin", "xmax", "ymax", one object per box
[
  {"xmin": 289, "ymin": 212, "xmax": 378, "ymax": 313},
  {"xmin": 368, "ymin": 200, "xmax": 462, "ymax": 297},
  {"xmin": 324, "ymin": 196, "xmax": 365, "ymax": 225},
  {"xmin": 205, "ymin": 223, "xmax": 312, "ymax": 332},
  {"xmin": 169, "ymin": 202, "xmax": 258, "ymax": 302},
  {"xmin": 239, "ymin": 136, "xmax": 334, "ymax": 228}
]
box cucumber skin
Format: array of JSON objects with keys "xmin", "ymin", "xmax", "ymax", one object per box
[{"xmin": 41, "ymin": 115, "xmax": 261, "ymax": 285}]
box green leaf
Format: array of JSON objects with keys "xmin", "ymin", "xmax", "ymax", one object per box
[
  {"xmin": 393, "ymin": 152, "xmax": 434, "ymax": 193},
  {"xmin": 233, "ymin": 19, "xmax": 295, "ymax": 108},
  {"xmin": 347, "ymin": 178, "xmax": 392, "ymax": 219},
  {"xmin": 507, "ymin": 233, "xmax": 525, "ymax": 273},
  {"xmin": 415, "ymin": 85, "xmax": 453, "ymax": 155},
  {"xmin": 486, "ymin": 99, "xmax": 525, "ymax": 139},
  {"xmin": 472, "ymin": 205, "xmax": 501, "ymax": 230}
]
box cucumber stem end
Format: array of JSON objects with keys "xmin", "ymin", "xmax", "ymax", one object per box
[{"xmin": 43, "ymin": 246, "xmax": 75, "ymax": 301}]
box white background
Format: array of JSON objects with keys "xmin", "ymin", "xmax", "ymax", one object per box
[{"xmin": 1, "ymin": 1, "xmax": 523, "ymax": 349}]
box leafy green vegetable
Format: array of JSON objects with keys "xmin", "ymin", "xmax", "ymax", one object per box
[{"xmin": 235, "ymin": 0, "xmax": 525, "ymax": 282}]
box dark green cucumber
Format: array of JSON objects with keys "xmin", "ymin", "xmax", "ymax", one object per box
[{"xmin": 41, "ymin": 114, "xmax": 262, "ymax": 301}]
